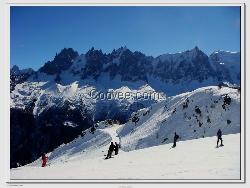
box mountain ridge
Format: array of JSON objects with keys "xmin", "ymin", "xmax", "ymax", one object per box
[{"xmin": 11, "ymin": 46, "xmax": 240, "ymax": 88}]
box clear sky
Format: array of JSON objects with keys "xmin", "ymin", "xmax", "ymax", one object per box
[{"xmin": 11, "ymin": 6, "xmax": 240, "ymax": 70}]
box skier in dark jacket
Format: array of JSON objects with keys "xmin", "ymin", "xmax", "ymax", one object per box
[
  {"xmin": 106, "ymin": 142, "xmax": 115, "ymax": 159},
  {"xmin": 172, "ymin": 132, "xmax": 180, "ymax": 148},
  {"xmin": 217, "ymin": 129, "xmax": 223, "ymax": 147},
  {"xmin": 114, "ymin": 142, "xmax": 119, "ymax": 155},
  {"xmin": 41, "ymin": 153, "xmax": 48, "ymax": 167}
]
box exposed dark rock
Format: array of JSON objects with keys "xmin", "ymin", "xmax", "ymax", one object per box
[
  {"xmin": 39, "ymin": 48, "xmax": 78, "ymax": 75},
  {"xmin": 195, "ymin": 106, "xmax": 201, "ymax": 115}
]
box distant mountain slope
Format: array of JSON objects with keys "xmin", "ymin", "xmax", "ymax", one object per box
[{"xmin": 209, "ymin": 50, "xmax": 240, "ymax": 84}]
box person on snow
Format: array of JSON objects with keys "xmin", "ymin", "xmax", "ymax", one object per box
[
  {"xmin": 106, "ymin": 142, "xmax": 115, "ymax": 159},
  {"xmin": 172, "ymin": 132, "xmax": 180, "ymax": 148},
  {"xmin": 114, "ymin": 142, "xmax": 120, "ymax": 155},
  {"xmin": 41, "ymin": 153, "xmax": 48, "ymax": 167},
  {"xmin": 216, "ymin": 129, "xmax": 223, "ymax": 147}
]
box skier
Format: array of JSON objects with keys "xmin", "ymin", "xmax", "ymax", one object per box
[
  {"xmin": 216, "ymin": 129, "xmax": 223, "ymax": 147},
  {"xmin": 172, "ymin": 132, "xmax": 180, "ymax": 148},
  {"xmin": 114, "ymin": 142, "xmax": 119, "ymax": 155},
  {"xmin": 41, "ymin": 153, "xmax": 48, "ymax": 167},
  {"xmin": 106, "ymin": 142, "xmax": 115, "ymax": 159}
]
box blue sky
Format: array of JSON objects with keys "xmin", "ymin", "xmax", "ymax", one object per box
[{"xmin": 11, "ymin": 6, "xmax": 240, "ymax": 70}]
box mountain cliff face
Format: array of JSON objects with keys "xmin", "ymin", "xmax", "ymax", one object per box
[
  {"xmin": 50, "ymin": 46, "xmax": 238, "ymax": 84},
  {"xmin": 10, "ymin": 46, "xmax": 240, "ymax": 168},
  {"xmin": 39, "ymin": 48, "xmax": 79, "ymax": 75},
  {"xmin": 153, "ymin": 47, "xmax": 216, "ymax": 83}
]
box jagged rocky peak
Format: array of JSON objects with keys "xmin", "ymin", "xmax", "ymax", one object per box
[
  {"xmin": 11, "ymin": 46, "xmax": 240, "ymax": 87},
  {"xmin": 187, "ymin": 46, "xmax": 204, "ymax": 56},
  {"xmin": 86, "ymin": 47, "xmax": 104, "ymax": 58},
  {"xmin": 10, "ymin": 65, "xmax": 35, "ymax": 91},
  {"xmin": 178, "ymin": 46, "xmax": 208, "ymax": 61},
  {"xmin": 39, "ymin": 48, "xmax": 79, "ymax": 75},
  {"xmin": 156, "ymin": 46, "xmax": 206, "ymax": 64},
  {"xmin": 153, "ymin": 46, "xmax": 216, "ymax": 83},
  {"xmin": 109, "ymin": 46, "xmax": 147, "ymax": 62},
  {"xmin": 191, "ymin": 45, "xmax": 200, "ymax": 52},
  {"xmin": 10, "ymin": 65, "xmax": 20, "ymax": 74},
  {"xmin": 111, "ymin": 46, "xmax": 128, "ymax": 57},
  {"xmin": 11, "ymin": 65, "xmax": 34, "ymax": 75},
  {"xmin": 82, "ymin": 47, "xmax": 107, "ymax": 79},
  {"xmin": 81, "ymin": 46, "xmax": 149, "ymax": 81}
]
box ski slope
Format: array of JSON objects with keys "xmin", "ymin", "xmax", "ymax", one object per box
[
  {"xmin": 118, "ymin": 86, "xmax": 240, "ymax": 152},
  {"xmin": 10, "ymin": 133, "xmax": 240, "ymax": 180},
  {"xmin": 22, "ymin": 123, "xmax": 122, "ymax": 166}
]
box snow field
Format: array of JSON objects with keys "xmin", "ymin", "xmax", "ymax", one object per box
[{"xmin": 11, "ymin": 133, "xmax": 240, "ymax": 180}]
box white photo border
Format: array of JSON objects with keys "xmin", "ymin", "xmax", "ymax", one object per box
[{"xmin": 0, "ymin": 0, "xmax": 246, "ymax": 186}]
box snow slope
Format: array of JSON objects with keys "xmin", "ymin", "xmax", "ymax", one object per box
[
  {"xmin": 10, "ymin": 133, "xmax": 240, "ymax": 180},
  {"xmin": 23, "ymin": 122, "xmax": 121, "ymax": 167},
  {"xmin": 10, "ymin": 86, "xmax": 240, "ymax": 180},
  {"xmin": 118, "ymin": 86, "xmax": 240, "ymax": 152}
]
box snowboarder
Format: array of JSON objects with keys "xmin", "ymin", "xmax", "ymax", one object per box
[
  {"xmin": 172, "ymin": 132, "xmax": 180, "ymax": 148},
  {"xmin": 41, "ymin": 153, "xmax": 48, "ymax": 167},
  {"xmin": 216, "ymin": 129, "xmax": 223, "ymax": 147},
  {"xmin": 114, "ymin": 142, "xmax": 120, "ymax": 155},
  {"xmin": 106, "ymin": 142, "xmax": 115, "ymax": 159}
]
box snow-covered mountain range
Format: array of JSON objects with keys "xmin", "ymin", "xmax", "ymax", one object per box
[
  {"xmin": 10, "ymin": 46, "xmax": 240, "ymax": 169},
  {"xmin": 11, "ymin": 46, "xmax": 240, "ymax": 95}
]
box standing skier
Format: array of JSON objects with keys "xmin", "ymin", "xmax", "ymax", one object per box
[
  {"xmin": 114, "ymin": 142, "xmax": 119, "ymax": 155},
  {"xmin": 216, "ymin": 129, "xmax": 223, "ymax": 147},
  {"xmin": 172, "ymin": 132, "xmax": 180, "ymax": 148},
  {"xmin": 106, "ymin": 142, "xmax": 115, "ymax": 159},
  {"xmin": 41, "ymin": 153, "xmax": 48, "ymax": 167}
]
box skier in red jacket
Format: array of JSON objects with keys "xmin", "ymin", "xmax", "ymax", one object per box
[{"xmin": 41, "ymin": 153, "xmax": 48, "ymax": 167}]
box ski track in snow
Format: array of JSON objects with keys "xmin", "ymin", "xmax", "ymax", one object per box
[{"xmin": 10, "ymin": 133, "xmax": 240, "ymax": 180}]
